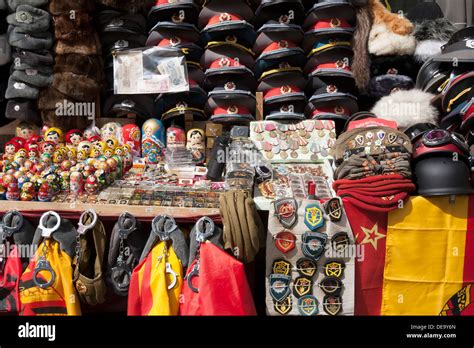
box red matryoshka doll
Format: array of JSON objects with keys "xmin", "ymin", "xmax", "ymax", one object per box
[
  {"xmin": 4, "ymin": 141, "xmax": 21, "ymax": 162},
  {"xmin": 121, "ymin": 124, "xmax": 141, "ymax": 157},
  {"xmin": 37, "ymin": 182, "xmax": 52, "ymax": 202},
  {"xmin": 41, "ymin": 141, "xmax": 56, "ymax": 155},
  {"xmin": 66, "ymin": 129, "xmax": 83, "ymax": 147},
  {"xmin": 85, "ymin": 174, "xmax": 100, "ymax": 195},
  {"xmin": 187, "ymin": 128, "xmax": 206, "ymax": 164},
  {"xmin": 141, "ymin": 119, "xmax": 165, "ymax": 165},
  {"xmin": 167, "ymin": 126, "xmax": 186, "ymax": 149},
  {"xmin": 6, "ymin": 182, "xmax": 20, "ymax": 201}
]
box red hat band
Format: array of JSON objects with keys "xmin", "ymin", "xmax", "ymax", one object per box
[
  {"xmin": 264, "ymin": 85, "xmax": 301, "ymax": 100},
  {"xmin": 310, "ymin": 18, "xmax": 352, "ymax": 31},
  {"xmin": 214, "ymin": 106, "xmax": 251, "ymax": 116}
]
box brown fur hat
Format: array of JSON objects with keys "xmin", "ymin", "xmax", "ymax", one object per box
[
  {"xmin": 54, "ymin": 33, "xmax": 101, "ymax": 55},
  {"xmin": 49, "ymin": 0, "xmax": 95, "ymax": 15},
  {"xmin": 53, "ymin": 13, "xmax": 94, "ymax": 41},
  {"xmin": 51, "ymin": 72, "xmax": 100, "ymax": 102},
  {"xmin": 55, "ymin": 54, "xmax": 104, "ymax": 82},
  {"xmin": 38, "ymin": 86, "xmax": 76, "ymax": 111},
  {"xmin": 352, "ymin": 4, "xmax": 373, "ymax": 92}
]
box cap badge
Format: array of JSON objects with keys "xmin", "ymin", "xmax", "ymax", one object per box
[
  {"xmin": 227, "ymin": 106, "xmax": 238, "ymax": 114},
  {"xmin": 278, "ymin": 40, "xmax": 289, "ymax": 49},
  {"xmin": 224, "ymin": 82, "xmax": 236, "ymax": 91},
  {"xmin": 326, "ymin": 85, "xmax": 338, "ymax": 93},
  {"xmin": 280, "ymin": 85, "xmax": 293, "ymax": 94},
  {"xmin": 219, "ymin": 13, "xmax": 232, "ymax": 22},
  {"xmin": 330, "ymin": 18, "xmax": 341, "ymax": 28},
  {"xmin": 170, "ymin": 37, "xmax": 181, "ymax": 46}
]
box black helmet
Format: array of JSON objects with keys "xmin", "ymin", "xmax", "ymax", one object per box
[{"xmin": 414, "ymin": 155, "xmax": 473, "ymax": 196}]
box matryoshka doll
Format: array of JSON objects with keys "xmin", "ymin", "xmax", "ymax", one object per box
[
  {"xmin": 14, "ymin": 149, "xmax": 27, "ymax": 167},
  {"xmin": 77, "ymin": 150, "xmax": 89, "ymax": 162},
  {"xmin": 3, "ymin": 141, "xmax": 20, "ymax": 162},
  {"xmin": 6, "ymin": 182, "xmax": 20, "ymax": 201},
  {"xmin": 83, "ymin": 125, "xmax": 100, "ymax": 141},
  {"xmin": 20, "ymin": 182, "xmax": 36, "ymax": 201},
  {"xmin": 187, "ymin": 128, "xmax": 206, "ymax": 164},
  {"xmin": 41, "ymin": 141, "xmax": 56, "ymax": 156},
  {"xmin": 105, "ymin": 137, "xmax": 118, "ymax": 151},
  {"xmin": 101, "ymin": 122, "xmax": 122, "ymax": 140},
  {"xmin": 141, "ymin": 119, "xmax": 165, "ymax": 165},
  {"xmin": 167, "ymin": 126, "xmax": 186, "ymax": 149},
  {"xmin": 53, "ymin": 148, "xmax": 66, "ymax": 164},
  {"xmin": 66, "ymin": 147, "xmax": 77, "ymax": 163},
  {"xmin": 59, "ymin": 171, "xmax": 70, "ymax": 191},
  {"xmin": 70, "ymin": 171, "xmax": 84, "ymax": 195},
  {"xmin": 85, "ymin": 175, "xmax": 99, "ymax": 195},
  {"xmin": 37, "ymin": 182, "xmax": 52, "ymax": 202},
  {"xmin": 121, "ymin": 124, "xmax": 141, "ymax": 157},
  {"xmin": 122, "ymin": 144, "xmax": 133, "ymax": 172},
  {"xmin": 44, "ymin": 127, "xmax": 64, "ymax": 145},
  {"xmin": 27, "ymin": 147, "xmax": 39, "ymax": 163},
  {"xmin": 77, "ymin": 141, "xmax": 92, "ymax": 156},
  {"xmin": 16, "ymin": 122, "xmax": 38, "ymax": 140},
  {"xmin": 66, "ymin": 129, "xmax": 83, "ymax": 147}
]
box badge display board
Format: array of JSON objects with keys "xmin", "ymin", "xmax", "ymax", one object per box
[
  {"xmin": 265, "ymin": 199, "xmax": 355, "ymax": 316},
  {"xmin": 250, "ymin": 120, "xmax": 336, "ymax": 163}
]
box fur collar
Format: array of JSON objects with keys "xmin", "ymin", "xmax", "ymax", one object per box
[
  {"xmin": 369, "ymin": 23, "xmax": 417, "ymax": 56},
  {"xmin": 371, "ymin": 89, "xmax": 439, "ymax": 130}
]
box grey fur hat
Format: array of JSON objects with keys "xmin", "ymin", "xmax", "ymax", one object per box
[
  {"xmin": 12, "ymin": 69, "xmax": 52, "ymax": 87},
  {"xmin": 12, "ymin": 49, "xmax": 53, "ymax": 67},
  {"xmin": 7, "ymin": 5, "xmax": 51, "ymax": 33},
  {"xmin": 5, "ymin": 99, "xmax": 40, "ymax": 124},
  {"xmin": 8, "ymin": 25, "xmax": 53, "ymax": 50},
  {"xmin": 5, "ymin": 75, "xmax": 39, "ymax": 99},
  {"xmin": 7, "ymin": 0, "xmax": 48, "ymax": 11}
]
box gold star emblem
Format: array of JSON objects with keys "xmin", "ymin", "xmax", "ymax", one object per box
[{"xmin": 357, "ymin": 223, "xmax": 386, "ymax": 250}]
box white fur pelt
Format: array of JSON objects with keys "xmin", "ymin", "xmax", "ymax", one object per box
[
  {"xmin": 414, "ymin": 39, "xmax": 446, "ymax": 63},
  {"xmin": 371, "ymin": 89, "xmax": 439, "ymax": 130},
  {"xmin": 369, "ymin": 23, "xmax": 417, "ymax": 56}
]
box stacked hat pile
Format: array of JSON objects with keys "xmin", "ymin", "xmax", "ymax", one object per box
[
  {"xmin": 302, "ymin": 0, "xmax": 358, "ymax": 135},
  {"xmin": 333, "ymin": 117, "xmax": 415, "ymax": 212},
  {"xmin": 0, "ymin": 2, "xmax": 10, "ymax": 126},
  {"xmin": 5, "ymin": 0, "xmax": 52, "ymax": 125},
  {"xmin": 253, "ymin": 0, "xmax": 306, "ymax": 121},
  {"xmin": 200, "ymin": 0, "xmax": 257, "ymax": 126},
  {"xmin": 37, "ymin": 0, "xmax": 102, "ymax": 129},
  {"xmin": 97, "ymin": 1, "xmax": 155, "ymax": 120},
  {"xmin": 149, "ymin": 0, "xmax": 207, "ymax": 127},
  {"xmin": 421, "ymin": 27, "xmax": 474, "ymax": 143}
]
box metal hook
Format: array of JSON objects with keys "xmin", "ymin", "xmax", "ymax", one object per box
[
  {"xmin": 38, "ymin": 211, "xmax": 61, "ymax": 238},
  {"xmin": 117, "ymin": 212, "xmax": 136, "ymax": 239}
]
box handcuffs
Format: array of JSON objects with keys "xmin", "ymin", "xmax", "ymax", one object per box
[
  {"xmin": 151, "ymin": 215, "xmax": 179, "ymax": 291},
  {"xmin": 111, "ymin": 212, "xmax": 137, "ymax": 292},
  {"xmin": 33, "ymin": 211, "xmax": 61, "ymax": 289},
  {"xmin": 186, "ymin": 217, "xmax": 215, "ymax": 293}
]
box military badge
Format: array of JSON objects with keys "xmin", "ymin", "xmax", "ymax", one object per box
[
  {"xmin": 274, "ymin": 230, "xmax": 296, "ymax": 253},
  {"xmin": 293, "ymin": 277, "xmax": 313, "ymax": 298},
  {"xmin": 323, "ymin": 295, "xmax": 342, "ymax": 316},
  {"xmin": 331, "ymin": 232, "xmax": 350, "ymax": 252},
  {"xmin": 272, "ymin": 259, "xmax": 291, "ymax": 275},
  {"xmin": 320, "ymin": 276, "xmax": 343, "ymax": 296},
  {"xmin": 304, "ymin": 203, "xmax": 325, "ymax": 231},
  {"xmin": 298, "ymin": 295, "xmax": 319, "ymax": 316},
  {"xmin": 324, "ymin": 198, "xmax": 343, "ymax": 222},
  {"xmin": 269, "ymin": 274, "xmax": 291, "ymax": 302},
  {"xmin": 274, "ymin": 296, "xmax": 292, "ymax": 315},
  {"xmin": 324, "ymin": 260, "xmax": 345, "ymax": 278},
  {"xmin": 296, "ymin": 258, "xmax": 317, "ymax": 278},
  {"xmin": 302, "ymin": 231, "xmax": 328, "ymax": 261},
  {"xmin": 274, "ymin": 198, "xmax": 298, "ymax": 229}
]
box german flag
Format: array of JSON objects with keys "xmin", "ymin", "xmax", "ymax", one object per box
[
  {"xmin": 19, "ymin": 240, "xmax": 81, "ymax": 316},
  {"xmin": 382, "ymin": 196, "xmax": 474, "ymax": 315},
  {"xmin": 128, "ymin": 241, "xmax": 183, "ymax": 316}
]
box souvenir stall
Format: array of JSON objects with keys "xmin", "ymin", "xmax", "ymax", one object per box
[{"xmin": 0, "ymin": 0, "xmax": 473, "ymax": 317}]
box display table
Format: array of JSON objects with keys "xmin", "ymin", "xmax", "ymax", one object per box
[{"xmin": 0, "ymin": 201, "xmax": 221, "ymax": 222}]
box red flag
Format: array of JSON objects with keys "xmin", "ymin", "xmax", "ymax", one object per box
[
  {"xmin": 0, "ymin": 246, "xmax": 22, "ymax": 313},
  {"xmin": 343, "ymin": 198, "xmax": 388, "ymax": 316},
  {"xmin": 180, "ymin": 242, "xmax": 257, "ymax": 316}
]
